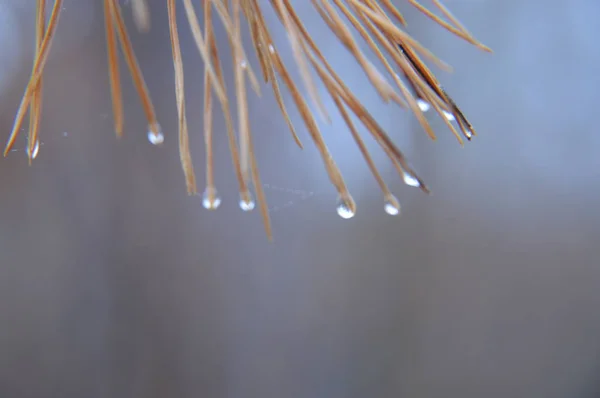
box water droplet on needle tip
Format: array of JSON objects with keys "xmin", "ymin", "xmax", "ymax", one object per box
[
  {"xmin": 239, "ymin": 191, "xmax": 255, "ymax": 212},
  {"xmin": 336, "ymin": 194, "xmax": 356, "ymax": 219},
  {"xmin": 26, "ymin": 140, "xmax": 39, "ymax": 160},
  {"xmin": 384, "ymin": 194, "xmax": 401, "ymax": 216},
  {"xmin": 202, "ymin": 187, "xmax": 221, "ymax": 210},
  {"xmin": 147, "ymin": 123, "xmax": 164, "ymax": 145}
]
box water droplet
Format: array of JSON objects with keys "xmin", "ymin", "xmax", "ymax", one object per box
[
  {"xmin": 336, "ymin": 194, "xmax": 356, "ymax": 219},
  {"xmin": 384, "ymin": 194, "xmax": 401, "ymax": 216},
  {"xmin": 416, "ymin": 99, "xmax": 430, "ymax": 112},
  {"xmin": 147, "ymin": 130, "xmax": 164, "ymax": 145},
  {"xmin": 240, "ymin": 60, "xmax": 247, "ymax": 69},
  {"xmin": 148, "ymin": 124, "xmax": 165, "ymax": 145},
  {"xmin": 239, "ymin": 192, "xmax": 255, "ymax": 212},
  {"xmin": 268, "ymin": 44, "xmax": 275, "ymax": 54},
  {"xmin": 26, "ymin": 140, "xmax": 39, "ymax": 159},
  {"xmin": 201, "ymin": 187, "xmax": 221, "ymax": 210},
  {"xmin": 443, "ymin": 110, "xmax": 455, "ymax": 121},
  {"xmin": 403, "ymin": 172, "xmax": 421, "ymax": 188}
]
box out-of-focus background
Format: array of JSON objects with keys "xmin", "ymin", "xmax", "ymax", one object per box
[{"xmin": 0, "ymin": 0, "xmax": 599, "ymax": 397}]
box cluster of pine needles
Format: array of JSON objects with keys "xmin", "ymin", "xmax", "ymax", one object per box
[{"xmin": 6, "ymin": 0, "xmax": 490, "ymax": 240}]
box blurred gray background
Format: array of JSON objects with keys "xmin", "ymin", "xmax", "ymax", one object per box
[{"xmin": 0, "ymin": 0, "xmax": 599, "ymax": 397}]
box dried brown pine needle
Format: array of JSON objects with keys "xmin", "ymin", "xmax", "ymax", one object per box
[
  {"xmin": 8, "ymin": 0, "xmax": 490, "ymax": 238},
  {"xmin": 168, "ymin": 0, "xmax": 197, "ymax": 195},
  {"xmin": 104, "ymin": 0, "xmax": 124, "ymax": 137},
  {"xmin": 5, "ymin": 0, "xmax": 63, "ymax": 156},
  {"xmin": 27, "ymin": 0, "xmax": 46, "ymax": 164}
]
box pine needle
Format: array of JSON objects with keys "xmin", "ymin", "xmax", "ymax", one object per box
[{"xmin": 9, "ymin": 0, "xmax": 490, "ymax": 238}]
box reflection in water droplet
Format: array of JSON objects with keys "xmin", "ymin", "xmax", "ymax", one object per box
[
  {"xmin": 443, "ymin": 110, "xmax": 455, "ymax": 121},
  {"xmin": 239, "ymin": 192, "xmax": 255, "ymax": 212},
  {"xmin": 202, "ymin": 187, "xmax": 221, "ymax": 210},
  {"xmin": 417, "ymin": 99, "xmax": 430, "ymax": 112},
  {"xmin": 384, "ymin": 195, "xmax": 401, "ymax": 216},
  {"xmin": 403, "ymin": 172, "xmax": 420, "ymax": 188},
  {"xmin": 27, "ymin": 140, "xmax": 39, "ymax": 159},
  {"xmin": 336, "ymin": 194, "xmax": 356, "ymax": 219},
  {"xmin": 268, "ymin": 44, "xmax": 275, "ymax": 54},
  {"xmin": 147, "ymin": 130, "xmax": 164, "ymax": 145},
  {"xmin": 240, "ymin": 60, "xmax": 247, "ymax": 69}
]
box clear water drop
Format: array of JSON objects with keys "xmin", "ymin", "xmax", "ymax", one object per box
[
  {"xmin": 202, "ymin": 187, "xmax": 221, "ymax": 210},
  {"xmin": 336, "ymin": 194, "xmax": 356, "ymax": 219},
  {"xmin": 403, "ymin": 172, "xmax": 421, "ymax": 188},
  {"xmin": 26, "ymin": 140, "xmax": 39, "ymax": 159},
  {"xmin": 147, "ymin": 131, "xmax": 164, "ymax": 145},
  {"xmin": 417, "ymin": 99, "xmax": 430, "ymax": 112},
  {"xmin": 239, "ymin": 192, "xmax": 255, "ymax": 212},
  {"xmin": 384, "ymin": 195, "xmax": 401, "ymax": 216},
  {"xmin": 443, "ymin": 110, "xmax": 455, "ymax": 121},
  {"xmin": 268, "ymin": 44, "xmax": 275, "ymax": 54},
  {"xmin": 147, "ymin": 124, "xmax": 164, "ymax": 145},
  {"xmin": 240, "ymin": 60, "xmax": 247, "ymax": 69}
]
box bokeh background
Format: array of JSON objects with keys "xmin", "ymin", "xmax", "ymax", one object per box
[{"xmin": 0, "ymin": 0, "xmax": 599, "ymax": 397}]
